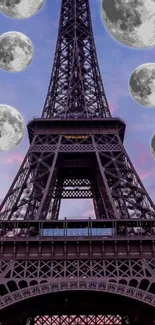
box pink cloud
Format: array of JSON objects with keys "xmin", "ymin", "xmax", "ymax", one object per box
[
  {"xmin": 83, "ymin": 209, "xmax": 95, "ymax": 217},
  {"xmin": 133, "ymin": 142, "xmax": 151, "ymax": 165},
  {"xmin": 3, "ymin": 174, "xmax": 12, "ymax": 180},
  {"xmin": 83, "ymin": 200, "xmax": 95, "ymax": 218},
  {"xmin": 109, "ymin": 101, "xmax": 118, "ymax": 114},
  {"xmin": 139, "ymin": 171, "xmax": 151, "ymax": 181},
  {"xmin": 134, "ymin": 154, "xmax": 148, "ymax": 167},
  {"xmin": 5, "ymin": 154, "xmax": 24, "ymax": 165},
  {"xmin": 130, "ymin": 141, "xmax": 155, "ymax": 181}
]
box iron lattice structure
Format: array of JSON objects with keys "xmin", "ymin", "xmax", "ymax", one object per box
[
  {"xmin": 42, "ymin": 0, "xmax": 110, "ymax": 119},
  {"xmin": 0, "ymin": 0, "xmax": 155, "ymax": 324}
]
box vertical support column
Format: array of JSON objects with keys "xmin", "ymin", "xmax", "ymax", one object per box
[
  {"xmin": 91, "ymin": 135, "xmax": 120, "ymax": 219},
  {"xmin": 91, "ymin": 172, "xmax": 107, "ymax": 219},
  {"xmin": 0, "ymin": 135, "xmax": 38, "ymax": 220},
  {"xmin": 116, "ymin": 134, "xmax": 155, "ymax": 211},
  {"xmin": 35, "ymin": 136, "xmax": 62, "ymax": 219}
]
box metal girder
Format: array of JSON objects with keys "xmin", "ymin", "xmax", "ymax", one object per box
[
  {"xmin": 27, "ymin": 119, "xmax": 126, "ymax": 144},
  {"xmin": 0, "ymin": 258, "xmax": 155, "ymax": 323},
  {"xmin": 0, "ymin": 0, "xmax": 155, "ymax": 323},
  {"xmin": 41, "ymin": 0, "xmax": 110, "ymax": 119},
  {"xmin": 0, "ymin": 134, "xmax": 154, "ymax": 221},
  {"xmin": 0, "ymin": 239, "xmax": 155, "ymax": 260},
  {"xmin": 0, "ymin": 314, "xmax": 146, "ymax": 325},
  {"xmin": 1, "ymin": 258, "xmax": 155, "ymax": 291},
  {"xmin": 26, "ymin": 315, "xmax": 129, "ymax": 325}
]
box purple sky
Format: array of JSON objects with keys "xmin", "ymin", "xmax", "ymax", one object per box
[{"xmin": 0, "ymin": 0, "xmax": 155, "ymax": 219}]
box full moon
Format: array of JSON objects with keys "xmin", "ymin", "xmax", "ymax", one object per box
[
  {"xmin": 129, "ymin": 63, "xmax": 155, "ymax": 107},
  {"xmin": 151, "ymin": 134, "xmax": 155, "ymax": 159},
  {"xmin": 0, "ymin": 104, "xmax": 25, "ymax": 151},
  {"xmin": 102, "ymin": 0, "xmax": 155, "ymax": 48},
  {"xmin": 0, "ymin": 31, "xmax": 34, "ymax": 72},
  {"xmin": 0, "ymin": 0, "xmax": 45, "ymax": 19}
]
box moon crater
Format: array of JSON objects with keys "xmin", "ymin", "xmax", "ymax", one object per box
[
  {"xmin": 0, "ymin": 0, "xmax": 45, "ymax": 19},
  {"xmin": 0, "ymin": 31, "xmax": 34, "ymax": 72},
  {"xmin": 0, "ymin": 104, "xmax": 25, "ymax": 151},
  {"xmin": 151, "ymin": 134, "xmax": 155, "ymax": 160},
  {"xmin": 102, "ymin": 0, "xmax": 155, "ymax": 48},
  {"xmin": 129, "ymin": 63, "xmax": 155, "ymax": 107}
]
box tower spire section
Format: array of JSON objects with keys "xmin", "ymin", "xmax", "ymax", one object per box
[{"xmin": 42, "ymin": 0, "xmax": 111, "ymax": 119}]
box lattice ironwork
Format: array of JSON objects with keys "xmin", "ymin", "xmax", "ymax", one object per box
[
  {"xmin": 26, "ymin": 315, "xmax": 127, "ymax": 325},
  {"xmin": 42, "ymin": 0, "xmax": 110, "ymax": 119},
  {"xmin": 0, "ymin": 259, "xmax": 155, "ymax": 282},
  {"xmin": 0, "ymin": 133, "xmax": 155, "ymax": 221},
  {"xmin": 96, "ymin": 134, "xmax": 155, "ymax": 220},
  {"xmin": 1, "ymin": 258, "xmax": 155, "ymax": 323},
  {"xmin": 0, "ymin": 0, "xmax": 155, "ymax": 323}
]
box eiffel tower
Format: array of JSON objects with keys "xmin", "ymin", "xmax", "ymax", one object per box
[{"xmin": 0, "ymin": 0, "xmax": 155, "ymax": 324}]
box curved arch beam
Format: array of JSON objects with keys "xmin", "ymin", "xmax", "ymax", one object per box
[{"xmin": 0, "ymin": 279, "xmax": 155, "ymax": 311}]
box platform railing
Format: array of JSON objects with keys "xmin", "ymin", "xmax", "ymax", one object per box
[
  {"xmin": 28, "ymin": 115, "xmax": 125, "ymax": 123},
  {"xmin": 0, "ymin": 219, "xmax": 154, "ymax": 240}
]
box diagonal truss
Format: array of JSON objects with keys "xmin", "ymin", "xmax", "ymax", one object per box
[
  {"xmin": 95, "ymin": 134, "xmax": 155, "ymax": 219},
  {"xmin": 1, "ymin": 258, "xmax": 155, "ymax": 324},
  {"xmin": 0, "ymin": 258, "xmax": 155, "ymax": 284},
  {"xmin": 42, "ymin": 0, "xmax": 110, "ymax": 119},
  {"xmin": 0, "ymin": 134, "xmax": 154, "ymax": 221},
  {"xmin": 0, "ymin": 0, "xmax": 155, "ymax": 323},
  {"xmin": 25, "ymin": 315, "xmax": 128, "ymax": 325}
]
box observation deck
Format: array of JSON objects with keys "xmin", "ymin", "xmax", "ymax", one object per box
[
  {"xmin": 0, "ymin": 219, "xmax": 155, "ymax": 260},
  {"xmin": 27, "ymin": 116, "xmax": 126, "ymax": 143}
]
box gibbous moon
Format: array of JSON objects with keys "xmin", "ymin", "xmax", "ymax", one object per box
[
  {"xmin": 102, "ymin": 0, "xmax": 155, "ymax": 48},
  {"xmin": 0, "ymin": 31, "xmax": 34, "ymax": 72},
  {"xmin": 151, "ymin": 134, "xmax": 155, "ymax": 159},
  {"xmin": 0, "ymin": 0, "xmax": 45, "ymax": 19},
  {"xmin": 129, "ymin": 63, "xmax": 155, "ymax": 107},
  {"xmin": 0, "ymin": 104, "xmax": 25, "ymax": 151}
]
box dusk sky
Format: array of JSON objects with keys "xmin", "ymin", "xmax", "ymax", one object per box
[{"xmin": 0, "ymin": 0, "xmax": 155, "ymax": 219}]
